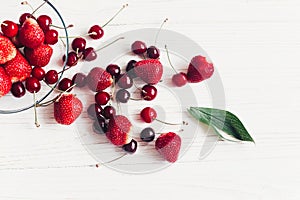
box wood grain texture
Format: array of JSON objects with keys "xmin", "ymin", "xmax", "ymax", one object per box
[{"xmin": 0, "ymin": 0, "xmax": 300, "ymax": 199}]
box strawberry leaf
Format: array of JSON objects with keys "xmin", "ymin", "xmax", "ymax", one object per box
[{"xmin": 188, "ymin": 107, "xmax": 254, "ymax": 143}]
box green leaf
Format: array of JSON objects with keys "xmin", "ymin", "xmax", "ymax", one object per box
[{"xmin": 188, "ymin": 107, "xmax": 255, "ymax": 143}]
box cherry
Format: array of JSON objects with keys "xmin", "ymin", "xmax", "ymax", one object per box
[
  {"xmin": 117, "ymin": 73, "xmax": 133, "ymax": 89},
  {"xmin": 72, "ymin": 73, "xmax": 86, "ymax": 88},
  {"xmin": 116, "ymin": 89, "xmax": 130, "ymax": 103},
  {"xmin": 93, "ymin": 116, "xmax": 108, "ymax": 134},
  {"xmin": 126, "ymin": 60, "xmax": 137, "ymax": 78},
  {"xmin": 11, "ymin": 82, "xmax": 26, "ymax": 98},
  {"xmin": 87, "ymin": 103, "xmax": 103, "ymax": 120},
  {"xmin": 140, "ymin": 127, "xmax": 155, "ymax": 142},
  {"xmin": 88, "ymin": 25, "xmax": 104, "ymax": 40},
  {"xmin": 140, "ymin": 107, "xmax": 157, "ymax": 123},
  {"xmin": 58, "ymin": 78, "xmax": 73, "ymax": 92},
  {"xmin": 95, "ymin": 91, "xmax": 110, "ymax": 105},
  {"xmin": 141, "ymin": 84, "xmax": 157, "ymax": 101},
  {"xmin": 102, "ymin": 106, "xmax": 116, "ymax": 119},
  {"xmin": 19, "ymin": 13, "xmax": 35, "ymax": 24},
  {"xmin": 25, "ymin": 77, "xmax": 41, "ymax": 93},
  {"xmin": 44, "ymin": 70, "xmax": 58, "ymax": 84},
  {"xmin": 122, "ymin": 139, "xmax": 138, "ymax": 154},
  {"xmin": 44, "ymin": 29, "xmax": 58, "ymax": 45},
  {"xmin": 172, "ymin": 72, "xmax": 187, "ymax": 87},
  {"xmin": 83, "ymin": 47, "xmax": 97, "ymax": 61},
  {"xmin": 106, "ymin": 64, "xmax": 121, "ymax": 78},
  {"xmin": 37, "ymin": 15, "xmax": 52, "ymax": 31},
  {"xmin": 31, "ymin": 67, "xmax": 45, "ymax": 81},
  {"xmin": 1, "ymin": 20, "xmax": 19, "ymax": 38},
  {"xmin": 131, "ymin": 41, "xmax": 147, "ymax": 54},
  {"xmin": 63, "ymin": 52, "xmax": 78, "ymax": 67},
  {"xmin": 72, "ymin": 37, "xmax": 86, "ymax": 52},
  {"xmin": 147, "ymin": 46, "xmax": 160, "ymax": 59}
]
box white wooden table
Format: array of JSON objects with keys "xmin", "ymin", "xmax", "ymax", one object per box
[{"xmin": 0, "ymin": 0, "xmax": 300, "ymax": 199}]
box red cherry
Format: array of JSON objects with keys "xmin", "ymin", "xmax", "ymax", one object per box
[
  {"xmin": 87, "ymin": 103, "xmax": 103, "ymax": 120},
  {"xmin": 117, "ymin": 73, "xmax": 133, "ymax": 89},
  {"xmin": 19, "ymin": 13, "xmax": 35, "ymax": 24},
  {"xmin": 63, "ymin": 52, "xmax": 78, "ymax": 67},
  {"xmin": 72, "ymin": 73, "xmax": 86, "ymax": 88},
  {"xmin": 131, "ymin": 41, "xmax": 147, "ymax": 54},
  {"xmin": 58, "ymin": 78, "xmax": 73, "ymax": 92},
  {"xmin": 172, "ymin": 72, "xmax": 187, "ymax": 87},
  {"xmin": 141, "ymin": 85, "xmax": 157, "ymax": 101},
  {"xmin": 83, "ymin": 47, "xmax": 97, "ymax": 61},
  {"xmin": 11, "ymin": 82, "xmax": 26, "ymax": 98},
  {"xmin": 116, "ymin": 89, "xmax": 130, "ymax": 103},
  {"xmin": 1, "ymin": 20, "xmax": 19, "ymax": 38},
  {"xmin": 44, "ymin": 70, "xmax": 58, "ymax": 84},
  {"xmin": 88, "ymin": 25, "xmax": 104, "ymax": 40},
  {"xmin": 106, "ymin": 64, "xmax": 120, "ymax": 78},
  {"xmin": 147, "ymin": 46, "xmax": 160, "ymax": 59},
  {"xmin": 95, "ymin": 91, "xmax": 110, "ymax": 105},
  {"xmin": 44, "ymin": 29, "xmax": 58, "ymax": 45},
  {"xmin": 37, "ymin": 15, "xmax": 52, "ymax": 32},
  {"xmin": 102, "ymin": 106, "xmax": 116, "ymax": 119},
  {"xmin": 25, "ymin": 77, "xmax": 41, "ymax": 93},
  {"xmin": 72, "ymin": 37, "xmax": 86, "ymax": 52},
  {"xmin": 31, "ymin": 67, "xmax": 45, "ymax": 81},
  {"xmin": 140, "ymin": 107, "xmax": 157, "ymax": 123}
]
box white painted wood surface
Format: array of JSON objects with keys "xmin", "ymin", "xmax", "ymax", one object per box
[{"xmin": 1, "ymin": 0, "xmax": 300, "ymax": 199}]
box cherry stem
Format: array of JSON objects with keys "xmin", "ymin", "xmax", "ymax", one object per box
[
  {"xmin": 103, "ymin": 153, "xmax": 127, "ymax": 164},
  {"xmin": 155, "ymin": 129, "xmax": 184, "ymax": 135},
  {"xmin": 51, "ymin": 24, "xmax": 74, "ymax": 30},
  {"xmin": 154, "ymin": 18, "xmax": 168, "ymax": 45},
  {"xmin": 165, "ymin": 45, "xmax": 178, "ymax": 74},
  {"xmin": 95, "ymin": 37, "xmax": 125, "ymax": 52},
  {"xmin": 59, "ymin": 32, "xmax": 97, "ymax": 39},
  {"xmin": 133, "ymin": 81, "xmax": 142, "ymax": 91},
  {"xmin": 21, "ymin": 1, "xmax": 34, "ymax": 11},
  {"xmin": 1, "ymin": 23, "xmax": 8, "ymax": 26},
  {"xmin": 32, "ymin": 0, "xmax": 49, "ymax": 15},
  {"xmin": 155, "ymin": 119, "xmax": 188, "ymax": 126},
  {"xmin": 102, "ymin": 4, "xmax": 128, "ymax": 28},
  {"xmin": 33, "ymin": 92, "xmax": 40, "ymax": 128},
  {"xmin": 130, "ymin": 97, "xmax": 142, "ymax": 101}
]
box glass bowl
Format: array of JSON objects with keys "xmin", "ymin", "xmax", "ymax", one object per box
[{"xmin": 0, "ymin": 0, "xmax": 69, "ymax": 114}]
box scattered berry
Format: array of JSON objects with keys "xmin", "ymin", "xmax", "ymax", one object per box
[
  {"xmin": 72, "ymin": 37, "xmax": 86, "ymax": 52},
  {"xmin": 122, "ymin": 139, "xmax": 138, "ymax": 153},
  {"xmin": 44, "ymin": 70, "xmax": 58, "ymax": 84},
  {"xmin": 1, "ymin": 20, "xmax": 19, "ymax": 38},
  {"xmin": 63, "ymin": 52, "xmax": 78, "ymax": 67},
  {"xmin": 116, "ymin": 89, "xmax": 130, "ymax": 103},
  {"xmin": 172, "ymin": 72, "xmax": 187, "ymax": 87},
  {"xmin": 72, "ymin": 73, "xmax": 86, "ymax": 88},
  {"xmin": 37, "ymin": 15, "xmax": 52, "ymax": 32},
  {"xmin": 135, "ymin": 59, "xmax": 163, "ymax": 84},
  {"xmin": 95, "ymin": 91, "xmax": 110, "ymax": 105},
  {"xmin": 88, "ymin": 25, "xmax": 104, "ymax": 40},
  {"xmin": 140, "ymin": 127, "xmax": 155, "ymax": 142},
  {"xmin": 141, "ymin": 84, "xmax": 157, "ymax": 101},
  {"xmin": 117, "ymin": 73, "xmax": 133, "ymax": 89},
  {"xmin": 0, "ymin": 35, "xmax": 17, "ymax": 64},
  {"xmin": 106, "ymin": 115, "xmax": 132, "ymax": 146},
  {"xmin": 83, "ymin": 47, "xmax": 97, "ymax": 61},
  {"xmin": 126, "ymin": 60, "xmax": 137, "ymax": 78},
  {"xmin": 0, "ymin": 68, "xmax": 12, "ymax": 97},
  {"xmin": 106, "ymin": 64, "xmax": 121, "ymax": 78},
  {"xmin": 93, "ymin": 116, "xmax": 108, "ymax": 134},
  {"xmin": 25, "ymin": 77, "xmax": 41, "ymax": 93},
  {"xmin": 87, "ymin": 103, "xmax": 103, "ymax": 120},
  {"xmin": 102, "ymin": 106, "xmax": 116, "ymax": 119},
  {"xmin": 31, "ymin": 67, "xmax": 45, "ymax": 81},
  {"xmin": 87, "ymin": 67, "xmax": 113, "ymax": 92},
  {"xmin": 11, "ymin": 81, "xmax": 26, "ymax": 98},
  {"xmin": 58, "ymin": 78, "xmax": 73, "ymax": 92},
  {"xmin": 140, "ymin": 107, "xmax": 157, "ymax": 123},
  {"xmin": 187, "ymin": 56, "xmax": 214, "ymax": 83},
  {"xmin": 155, "ymin": 132, "xmax": 181, "ymax": 163},
  {"xmin": 19, "ymin": 18, "xmax": 44, "ymax": 49},
  {"xmin": 24, "ymin": 44, "xmax": 53, "ymax": 67},
  {"xmin": 131, "ymin": 41, "xmax": 147, "ymax": 54},
  {"xmin": 44, "ymin": 29, "xmax": 58, "ymax": 45},
  {"xmin": 147, "ymin": 46, "xmax": 160, "ymax": 59}
]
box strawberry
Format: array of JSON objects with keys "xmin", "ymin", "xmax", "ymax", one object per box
[
  {"xmin": 135, "ymin": 59, "xmax": 163, "ymax": 84},
  {"xmin": 24, "ymin": 44, "xmax": 53, "ymax": 67},
  {"xmin": 187, "ymin": 55, "xmax": 214, "ymax": 83},
  {"xmin": 0, "ymin": 35, "xmax": 17, "ymax": 64},
  {"xmin": 155, "ymin": 132, "xmax": 181, "ymax": 163},
  {"xmin": 86, "ymin": 67, "xmax": 113, "ymax": 92},
  {"xmin": 106, "ymin": 115, "xmax": 132, "ymax": 146},
  {"xmin": 19, "ymin": 18, "xmax": 44, "ymax": 49},
  {"xmin": 0, "ymin": 67, "xmax": 12, "ymax": 97},
  {"xmin": 54, "ymin": 94, "xmax": 83, "ymax": 125},
  {"xmin": 4, "ymin": 50, "xmax": 32, "ymax": 83}
]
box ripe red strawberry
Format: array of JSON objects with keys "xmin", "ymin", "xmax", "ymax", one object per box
[
  {"xmin": 106, "ymin": 115, "xmax": 132, "ymax": 146},
  {"xmin": 19, "ymin": 18, "xmax": 45, "ymax": 49},
  {"xmin": 86, "ymin": 67, "xmax": 113, "ymax": 92},
  {"xmin": 187, "ymin": 55, "xmax": 214, "ymax": 83},
  {"xmin": 54, "ymin": 94, "xmax": 83, "ymax": 125},
  {"xmin": 0, "ymin": 35, "xmax": 17, "ymax": 64},
  {"xmin": 135, "ymin": 59, "xmax": 163, "ymax": 84},
  {"xmin": 155, "ymin": 132, "xmax": 181, "ymax": 163},
  {"xmin": 24, "ymin": 44, "xmax": 53, "ymax": 67},
  {"xmin": 4, "ymin": 50, "xmax": 32, "ymax": 83},
  {"xmin": 0, "ymin": 67, "xmax": 12, "ymax": 97}
]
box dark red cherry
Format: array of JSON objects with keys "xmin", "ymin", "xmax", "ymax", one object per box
[
  {"xmin": 106, "ymin": 64, "xmax": 121, "ymax": 78},
  {"xmin": 72, "ymin": 37, "xmax": 86, "ymax": 52},
  {"xmin": 63, "ymin": 52, "xmax": 78, "ymax": 67},
  {"xmin": 102, "ymin": 106, "xmax": 116, "ymax": 119},
  {"xmin": 25, "ymin": 77, "xmax": 41, "ymax": 93},
  {"xmin": 122, "ymin": 139, "xmax": 138, "ymax": 154},
  {"xmin": 31, "ymin": 67, "xmax": 45, "ymax": 81},
  {"xmin": 44, "ymin": 29, "xmax": 58, "ymax": 45},
  {"xmin": 95, "ymin": 91, "xmax": 110, "ymax": 105},
  {"xmin": 88, "ymin": 25, "xmax": 104, "ymax": 40},
  {"xmin": 140, "ymin": 127, "xmax": 155, "ymax": 142},
  {"xmin": 58, "ymin": 78, "xmax": 73, "ymax": 92},
  {"xmin": 1, "ymin": 20, "xmax": 19, "ymax": 38},
  {"xmin": 131, "ymin": 41, "xmax": 147, "ymax": 54},
  {"xmin": 117, "ymin": 73, "xmax": 133, "ymax": 89},
  {"xmin": 126, "ymin": 60, "xmax": 137, "ymax": 78},
  {"xmin": 147, "ymin": 46, "xmax": 160, "ymax": 59},
  {"xmin": 11, "ymin": 82, "xmax": 26, "ymax": 98},
  {"xmin": 37, "ymin": 15, "xmax": 52, "ymax": 31},
  {"xmin": 72, "ymin": 73, "xmax": 86, "ymax": 88},
  {"xmin": 116, "ymin": 89, "xmax": 130, "ymax": 103},
  {"xmin": 87, "ymin": 103, "xmax": 103, "ymax": 120},
  {"xmin": 140, "ymin": 107, "xmax": 157, "ymax": 123},
  {"xmin": 172, "ymin": 72, "xmax": 187, "ymax": 87},
  {"xmin": 141, "ymin": 85, "xmax": 157, "ymax": 101},
  {"xmin": 44, "ymin": 70, "xmax": 58, "ymax": 84},
  {"xmin": 83, "ymin": 47, "xmax": 97, "ymax": 61},
  {"xmin": 19, "ymin": 13, "xmax": 35, "ymax": 25},
  {"xmin": 93, "ymin": 116, "xmax": 108, "ymax": 134}
]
